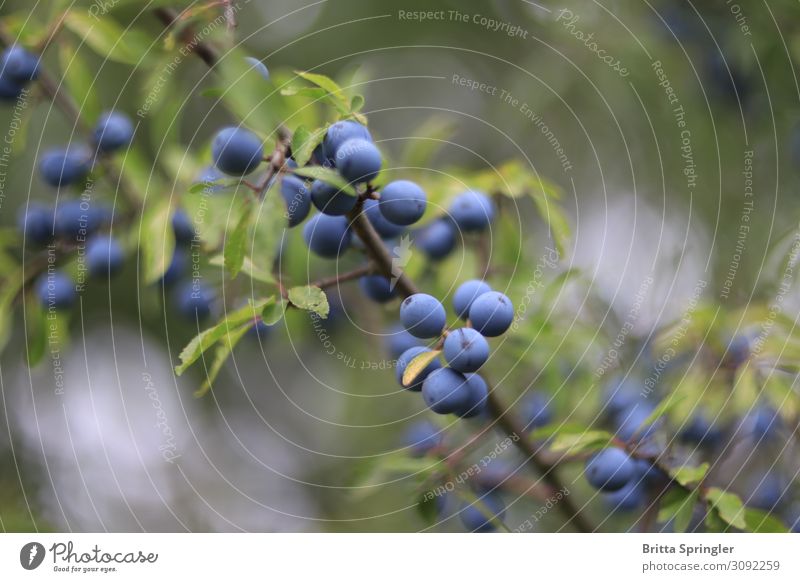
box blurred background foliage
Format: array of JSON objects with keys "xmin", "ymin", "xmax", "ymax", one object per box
[{"xmin": 0, "ymin": 0, "xmax": 799, "ymax": 532}]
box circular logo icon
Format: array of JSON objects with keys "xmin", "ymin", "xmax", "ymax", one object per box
[{"xmin": 20, "ymin": 542, "xmax": 46, "ymax": 570}]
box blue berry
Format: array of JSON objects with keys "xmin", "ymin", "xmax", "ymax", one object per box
[
  {"xmin": 725, "ymin": 334, "xmax": 751, "ymax": 367},
  {"xmin": 310, "ymin": 179, "xmax": 357, "ymax": 216},
  {"xmin": 335, "ymin": 138, "xmax": 382, "ymax": 184},
  {"xmin": 449, "ymin": 190, "xmax": 495, "ymax": 232},
  {"xmin": 244, "ymin": 56, "xmax": 270, "ymax": 81},
  {"xmin": 359, "ymin": 275, "xmax": 397, "ymax": 303},
  {"xmin": 603, "ymin": 376, "xmax": 643, "ymax": 418},
  {"xmin": 403, "ymin": 421, "xmax": 442, "ymax": 457},
  {"xmin": 706, "ymin": 53, "xmax": 750, "ymax": 106},
  {"xmin": 748, "ymin": 404, "xmax": 781, "ymax": 441},
  {"xmin": 604, "ymin": 481, "xmax": 645, "ymax": 512},
  {"xmin": 585, "ymin": 448, "xmax": 635, "ymax": 492},
  {"xmin": 400, "ymin": 293, "xmax": 446, "ymax": 338},
  {"xmin": 211, "ymin": 126, "xmax": 263, "ymax": 175},
  {"xmin": 91, "ymin": 111, "xmax": 134, "ymax": 152},
  {"xmin": 172, "ymin": 208, "xmax": 195, "ymax": 245},
  {"xmin": 468, "ymin": 291, "xmax": 514, "ymax": 337},
  {"xmin": 453, "ymin": 280, "xmax": 492, "ymax": 320},
  {"xmin": 35, "ymin": 271, "xmax": 76, "ymax": 310},
  {"xmin": 322, "ymin": 120, "xmax": 372, "ymax": 165},
  {"xmin": 174, "ymin": 281, "xmax": 214, "ymax": 321},
  {"xmin": 615, "ymin": 402, "xmax": 660, "ymax": 442},
  {"xmin": 1, "ymin": 45, "xmax": 39, "ymax": 82},
  {"xmin": 302, "ymin": 213, "xmax": 352, "ymax": 258},
  {"xmin": 40, "ymin": 145, "xmax": 92, "ymax": 187},
  {"xmin": 634, "ymin": 458, "xmax": 669, "ymax": 490},
  {"xmin": 159, "ymin": 249, "xmax": 187, "ymax": 287},
  {"xmin": 785, "ymin": 504, "xmax": 800, "ymax": 533},
  {"xmin": 194, "ymin": 165, "xmax": 225, "ymax": 193},
  {"xmin": 0, "ymin": 74, "xmax": 24, "ymax": 100},
  {"xmin": 460, "ymin": 492, "xmax": 506, "ymax": 533},
  {"xmin": 280, "ymin": 175, "xmax": 311, "ymax": 227},
  {"xmin": 364, "ymin": 198, "xmax": 405, "ymax": 238},
  {"xmin": 385, "ymin": 323, "xmax": 422, "ymax": 358},
  {"xmin": 17, "ymin": 204, "xmax": 53, "ymax": 245},
  {"xmin": 378, "ymin": 180, "xmax": 427, "ymax": 226},
  {"xmin": 679, "ymin": 412, "xmax": 723, "ymax": 447},
  {"xmin": 396, "ymin": 346, "xmax": 441, "ymax": 391},
  {"xmin": 443, "ymin": 328, "xmax": 489, "ymax": 373},
  {"xmin": 414, "ymin": 219, "xmax": 456, "ymax": 260},
  {"xmin": 455, "ymin": 373, "xmax": 488, "ymax": 418},
  {"xmin": 86, "ymin": 235, "xmax": 124, "ymax": 278},
  {"xmin": 54, "ymin": 200, "xmax": 108, "ymax": 241},
  {"xmin": 520, "ymin": 391, "xmax": 553, "ymax": 430},
  {"xmin": 748, "ymin": 473, "xmax": 785, "ymax": 511},
  {"xmin": 421, "ymin": 367, "xmax": 470, "ymax": 414}
]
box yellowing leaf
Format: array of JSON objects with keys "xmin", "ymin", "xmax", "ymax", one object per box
[{"xmin": 402, "ymin": 349, "xmax": 442, "ymax": 387}]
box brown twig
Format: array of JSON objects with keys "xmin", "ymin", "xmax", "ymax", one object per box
[
  {"xmin": 152, "ymin": 7, "xmax": 218, "ymax": 67},
  {"xmin": 346, "ymin": 199, "xmax": 419, "ymax": 298},
  {"xmin": 309, "ymin": 263, "xmax": 375, "ymax": 290},
  {"xmin": 485, "ymin": 392, "xmax": 594, "ymax": 532}
]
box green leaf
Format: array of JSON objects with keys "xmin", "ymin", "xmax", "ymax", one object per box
[
  {"xmin": 194, "ymin": 323, "xmax": 251, "ymax": 397},
  {"xmin": 23, "ymin": 296, "xmax": 47, "ymax": 368},
  {"xmin": 294, "ymin": 70, "xmax": 350, "ymax": 113},
  {"xmin": 224, "ymin": 202, "xmax": 252, "ymax": 278},
  {"xmin": 549, "ymin": 430, "xmax": 614, "ymax": 455},
  {"xmin": 280, "ymin": 86, "xmax": 329, "ymax": 99},
  {"xmin": 350, "ymin": 94, "xmax": 365, "ymax": 112},
  {"xmin": 250, "ymin": 186, "xmax": 287, "ymax": 279},
  {"xmin": 0, "ymin": 269, "xmax": 23, "ymax": 354},
  {"xmin": 64, "ymin": 10, "xmax": 153, "ymax": 66},
  {"xmin": 112, "ymin": 146, "xmax": 160, "ymax": 205},
  {"xmin": 291, "ymin": 166, "xmax": 357, "ymax": 196},
  {"xmin": 175, "ymin": 297, "xmax": 275, "ymax": 375},
  {"xmin": 531, "ymin": 190, "xmax": 570, "ymax": 256},
  {"xmin": 401, "ymin": 118, "xmax": 458, "ymax": 169},
  {"xmin": 59, "ymin": 41, "xmax": 101, "ymax": 124},
  {"xmin": 287, "ymin": 286, "xmax": 329, "ymax": 318},
  {"xmin": 183, "ymin": 190, "xmax": 246, "ymax": 251},
  {"xmin": 743, "ymin": 508, "xmax": 790, "ymax": 533},
  {"xmin": 705, "ymin": 488, "xmax": 746, "ymax": 530},
  {"xmin": 187, "ymin": 180, "xmax": 237, "ymax": 195},
  {"xmin": 529, "ymin": 422, "xmax": 590, "ymax": 441},
  {"xmin": 351, "ymin": 452, "xmax": 439, "ymax": 496},
  {"xmin": 416, "ymin": 493, "xmax": 441, "ymax": 526},
  {"xmin": 140, "ymin": 199, "xmax": 176, "ymax": 284},
  {"xmin": 217, "ymin": 48, "xmax": 284, "ymax": 135},
  {"xmin": 704, "ymin": 507, "xmax": 729, "ymax": 532},
  {"xmin": 658, "ymin": 487, "xmax": 699, "ymax": 532},
  {"xmin": 668, "ymin": 462, "xmax": 709, "ymax": 487},
  {"xmin": 634, "ymin": 393, "xmax": 685, "ymax": 438},
  {"xmin": 402, "ymin": 349, "xmax": 442, "ymax": 387},
  {"xmin": 294, "ymin": 71, "xmax": 345, "ymax": 96},
  {"xmin": 209, "ymin": 255, "xmax": 275, "ymax": 285},
  {"xmin": 291, "ymin": 125, "xmax": 328, "ymax": 167}
]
